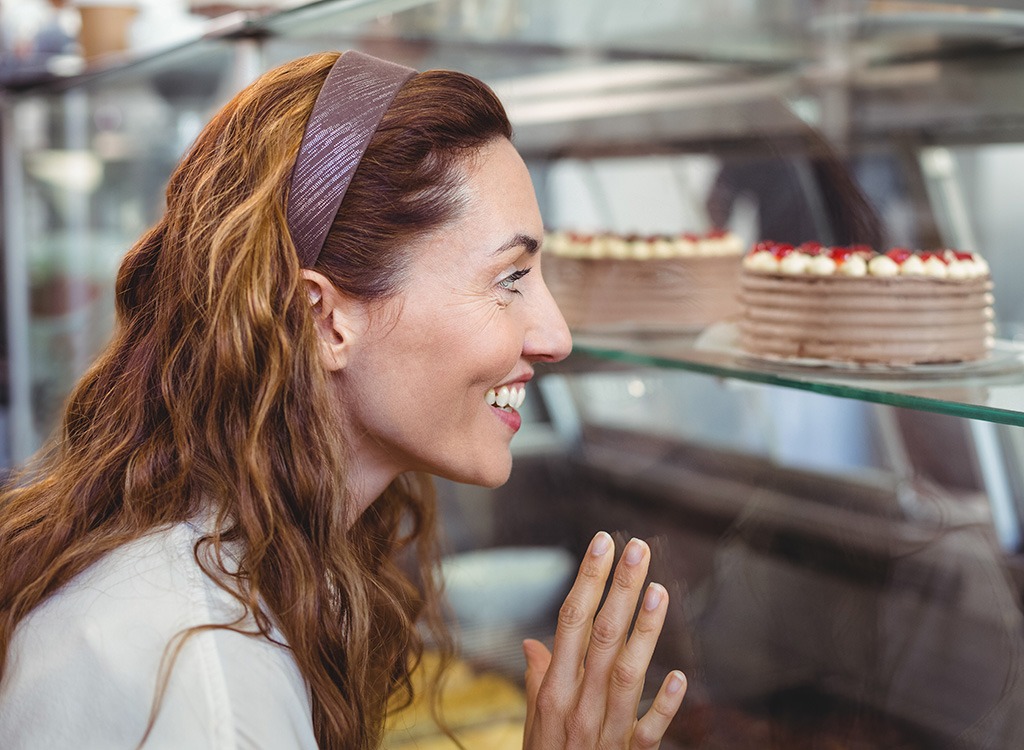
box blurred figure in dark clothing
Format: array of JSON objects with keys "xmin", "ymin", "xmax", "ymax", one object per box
[{"xmin": 707, "ymin": 138, "xmax": 884, "ymax": 250}]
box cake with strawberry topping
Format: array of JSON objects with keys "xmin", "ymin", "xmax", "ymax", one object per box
[
  {"xmin": 738, "ymin": 241, "xmax": 994, "ymax": 365},
  {"xmin": 543, "ymin": 229, "xmax": 743, "ymax": 331}
]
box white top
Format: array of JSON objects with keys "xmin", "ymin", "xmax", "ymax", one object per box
[{"xmin": 0, "ymin": 521, "xmax": 318, "ymax": 749}]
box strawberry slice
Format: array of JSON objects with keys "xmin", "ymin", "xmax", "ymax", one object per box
[
  {"xmin": 828, "ymin": 246, "xmax": 854, "ymax": 264},
  {"xmin": 886, "ymin": 247, "xmax": 913, "ymax": 264}
]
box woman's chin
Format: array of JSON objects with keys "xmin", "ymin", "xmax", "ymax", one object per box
[{"xmin": 440, "ymin": 455, "xmax": 513, "ymax": 489}]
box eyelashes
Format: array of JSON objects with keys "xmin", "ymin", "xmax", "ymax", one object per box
[{"xmin": 497, "ymin": 266, "xmax": 532, "ymax": 295}]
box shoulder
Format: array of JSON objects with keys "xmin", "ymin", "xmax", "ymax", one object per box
[{"xmin": 0, "ymin": 522, "xmax": 317, "ymax": 749}]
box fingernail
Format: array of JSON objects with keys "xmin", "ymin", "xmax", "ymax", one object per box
[
  {"xmin": 624, "ymin": 538, "xmax": 644, "ymax": 566},
  {"xmin": 591, "ymin": 531, "xmax": 611, "ymax": 556},
  {"xmin": 643, "ymin": 583, "xmax": 663, "ymax": 611},
  {"xmin": 667, "ymin": 671, "xmax": 686, "ymax": 695}
]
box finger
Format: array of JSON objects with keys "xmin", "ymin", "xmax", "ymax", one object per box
[
  {"xmin": 576, "ymin": 538, "xmax": 649, "ymax": 712},
  {"xmin": 629, "ymin": 670, "xmax": 687, "ymax": 750},
  {"xmin": 522, "ymin": 638, "xmax": 552, "ymax": 737},
  {"xmin": 602, "ymin": 583, "xmax": 669, "ymax": 737},
  {"xmin": 541, "ymin": 531, "xmax": 614, "ymax": 696}
]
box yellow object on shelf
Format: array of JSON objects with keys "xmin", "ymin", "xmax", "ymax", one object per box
[{"xmin": 383, "ymin": 651, "xmax": 526, "ymax": 750}]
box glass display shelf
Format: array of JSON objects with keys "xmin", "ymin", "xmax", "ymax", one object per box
[
  {"xmin": 10, "ymin": 0, "xmax": 1024, "ymax": 94},
  {"xmin": 6, "ymin": 0, "xmax": 1024, "ymax": 465},
  {"xmin": 568, "ymin": 323, "xmax": 1024, "ymax": 428},
  {"xmin": 255, "ymin": 0, "xmax": 1024, "ymax": 67}
]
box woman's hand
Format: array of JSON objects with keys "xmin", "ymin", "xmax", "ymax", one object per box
[{"xmin": 522, "ymin": 532, "xmax": 686, "ymax": 749}]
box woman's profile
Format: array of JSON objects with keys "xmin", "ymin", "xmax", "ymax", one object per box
[{"xmin": 0, "ymin": 51, "xmax": 686, "ymax": 748}]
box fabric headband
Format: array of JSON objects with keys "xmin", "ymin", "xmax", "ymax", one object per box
[{"xmin": 287, "ymin": 50, "xmax": 417, "ymax": 268}]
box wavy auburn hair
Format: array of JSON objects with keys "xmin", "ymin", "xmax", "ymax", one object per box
[{"xmin": 0, "ymin": 52, "xmax": 511, "ymax": 749}]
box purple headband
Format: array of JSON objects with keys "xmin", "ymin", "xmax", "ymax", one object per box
[{"xmin": 287, "ymin": 51, "xmax": 417, "ymax": 268}]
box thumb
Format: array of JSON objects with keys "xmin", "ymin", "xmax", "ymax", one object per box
[
  {"xmin": 522, "ymin": 638, "xmax": 552, "ymax": 740},
  {"xmin": 523, "ymin": 638, "xmax": 552, "ymax": 692}
]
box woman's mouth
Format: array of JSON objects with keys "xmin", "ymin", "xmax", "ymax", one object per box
[
  {"xmin": 486, "ymin": 384, "xmax": 526, "ymax": 411},
  {"xmin": 486, "ymin": 384, "xmax": 525, "ymax": 432}
]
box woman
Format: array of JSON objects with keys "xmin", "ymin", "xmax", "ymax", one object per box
[{"xmin": 0, "ymin": 51, "xmax": 686, "ymax": 748}]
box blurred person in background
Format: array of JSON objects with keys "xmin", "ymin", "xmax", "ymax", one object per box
[{"xmin": 0, "ymin": 0, "xmax": 77, "ymax": 79}]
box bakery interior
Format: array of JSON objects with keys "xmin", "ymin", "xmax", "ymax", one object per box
[{"xmin": 4, "ymin": 0, "xmax": 1024, "ymax": 747}]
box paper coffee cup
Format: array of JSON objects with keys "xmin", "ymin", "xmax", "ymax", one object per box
[{"xmin": 77, "ymin": 4, "xmax": 139, "ymax": 60}]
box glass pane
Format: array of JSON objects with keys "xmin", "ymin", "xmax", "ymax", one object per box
[
  {"xmin": 468, "ymin": 393, "xmax": 1024, "ymax": 749},
  {"xmin": 573, "ymin": 332, "xmax": 1024, "ymax": 427}
]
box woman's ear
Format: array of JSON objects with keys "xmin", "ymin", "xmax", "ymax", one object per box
[{"xmin": 300, "ymin": 269, "xmax": 364, "ymax": 371}]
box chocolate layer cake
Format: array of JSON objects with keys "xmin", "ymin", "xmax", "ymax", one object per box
[
  {"xmin": 737, "ymin": 242, "xmax": 994, "ymax": 366},
  {"xmin": 544, "ymin": 230, "xmax": 743, "ymax": 332}
]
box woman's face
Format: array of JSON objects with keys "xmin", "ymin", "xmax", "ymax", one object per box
[{"xmin": 338, "ymin": 138, "xmax": 572, "ymax": 493}]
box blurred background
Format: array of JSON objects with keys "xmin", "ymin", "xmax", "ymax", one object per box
[{"xmin": 4, "ymin": 1, "xmax": 1024, "ymax": 748}]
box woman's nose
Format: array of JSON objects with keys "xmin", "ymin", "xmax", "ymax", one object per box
[{"xmin": 524, "ymin": 276, "xmax": 573, "ymax": 363}]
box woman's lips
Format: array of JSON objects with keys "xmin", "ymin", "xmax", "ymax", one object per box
[
  {"xmin": 490, "ymin": 402, "xmax": 523, "ymax": 432},
  {"xmin": 486, "ymin": 379, "xmax": 530, "ymax": 433}
]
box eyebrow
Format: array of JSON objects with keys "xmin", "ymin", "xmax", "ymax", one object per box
[{"xmin": 491, "ymin": 233, "xmax": 540, "ymax": 256}]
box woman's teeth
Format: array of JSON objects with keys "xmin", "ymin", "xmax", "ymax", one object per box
[{"xmin": 486, "ymin": 385, "xmax": 526, "ymax": 410}]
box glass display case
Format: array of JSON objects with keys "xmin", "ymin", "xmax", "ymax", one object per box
[{"xmin": 4, "ymin": 1, "xmax": 1024, "ymax": 747}]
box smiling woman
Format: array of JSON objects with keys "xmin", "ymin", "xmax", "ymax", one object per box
[{"xmin": 0, "ymin": 51, "xmax": 684, "ymax": 749}]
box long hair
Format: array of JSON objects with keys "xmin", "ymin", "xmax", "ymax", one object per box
[{"xmin": 0, "ymin": 52, "xmax": 512, "ymax": 750}]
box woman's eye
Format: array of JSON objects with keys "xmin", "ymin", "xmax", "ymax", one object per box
[{"xmin": 497, "ymin": 266, "xmax": 532, "ymax": 295}]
